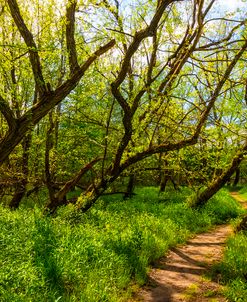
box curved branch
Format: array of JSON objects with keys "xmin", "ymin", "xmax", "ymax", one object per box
[
  {"xmin": 6, "ymin": 0, "xmax": 46, "ymax": 94},
  {"xmin": 111, "ymin": 0, "xmax": 178, "ymax": 111},
  {"xmin": 120, "ymin": 38, "xmax": 247, "ymax": 172},
  {"xmin": 55, "ymin": 157, "xmax": 102, "ymax": 202},
  {"xmin": 0, "ymin": 95, "xmax": 17, "ymax": 130},
  {"xmin": 0, "ymin": 39, "xmax": 115, "ymax": 164}
]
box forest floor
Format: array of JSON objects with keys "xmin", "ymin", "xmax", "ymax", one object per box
[{"xmin": 131, "ymin": 192, "xmax": 247, "ymax": 302}]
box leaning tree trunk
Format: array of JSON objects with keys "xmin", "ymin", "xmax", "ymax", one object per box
[
  {"xmin": 233, "ymin": 167, "xmax": 240, "ymax": 187},
  {"xmin": 45, "ymin": 157, "xmax": 102, "ymax": 213},
  {"xmin": 9, "ymin": 132, "xmax": 32, "ymax": 209},
  {"xmin": 192, "ymin": 143, "xmax": 247, "ymax": 207}
]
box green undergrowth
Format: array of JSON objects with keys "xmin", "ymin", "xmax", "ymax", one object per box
[
  {"xmin": 239, "ymin": 186, "xmax": 247, "ymax": 201},
  {"xmin": 214, "ymin": 186, "xmax": 247, "ymax": 302},
  {"xmin": 214, "ymin": 231, "xmax": 247, "ymax": 302},
  {"xmin": 0, "ymin": 187, "xmax": 243, "ymax": 302}
]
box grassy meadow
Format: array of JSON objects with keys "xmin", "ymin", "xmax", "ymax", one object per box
[{"xmin": 0, "ymin": 187, "xmax": 244, "ymax": 302}]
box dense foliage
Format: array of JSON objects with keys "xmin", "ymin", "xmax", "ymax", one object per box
[{"xmin": 0, "ymin": 0, "xmax": 246, "ymax": 211}]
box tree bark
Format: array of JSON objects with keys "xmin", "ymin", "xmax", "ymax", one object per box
[
  {"xmin": 192, "ymin": 142, "xmax": 247, "ymax": 207},
  {"xmin": 0, "ymin": 39, "xmax": 115, "ymax": 165},
  {"xmin": 45, "ymin": 112, "xmax": 56, "ymax": 203},
  {"xmin": 124, "ymin": 174, "xmax": 135, "ymax": 199},
  {"xmin": 233, "ymin": 167, "xmax": 240, "ymax": 187},
  {"xmin": 9, "ymin": 131, "xmax": 32, "ymax": 208},
  {"xmin": 45, "ymin": 157, "xmax": 102, "ymax": 213}
]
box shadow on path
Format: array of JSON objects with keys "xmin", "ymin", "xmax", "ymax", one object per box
[
  {"xmin": 132, "ymin": 191, "xmax": 247, "ymax": 302},
  {"xmin": 134, "ymin": 225, "xmax": 232, "ymax": 302}
]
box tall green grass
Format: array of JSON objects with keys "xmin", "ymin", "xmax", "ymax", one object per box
[
  {"xmin": 215, "ymin": 186, "xmax": 247, "ymax": 302},
  {"xmin": 0, "ymin": 187, "xmax": 242, "ymax": 302},
  {"xmin": 215, "ymin": 231, "xmax": 247, "ymax": 302}
]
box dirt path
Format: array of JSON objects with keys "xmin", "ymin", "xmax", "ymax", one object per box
[
  {"xmin": 230, "ymin": 192, "xmax": 247, "ymax": 205},
  {"xmin": 131, "ymin": 192, "xmax": 247, "ymax": 302}
]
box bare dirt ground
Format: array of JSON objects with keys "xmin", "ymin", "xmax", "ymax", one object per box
[
  {"xmin": 230, "ymin": 192, "xmax": 247, "ymax": 205},
  {"xmin": 131, "ymin": 192, "xmax": 247, "ymax": 302}
]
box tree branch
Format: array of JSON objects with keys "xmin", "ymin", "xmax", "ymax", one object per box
[
  {"xmin": 19, "ymin": 39, "xmax": 116, "ymax": 125},
  {"xmin": 111, "ymin": 0, "xmax": 176, "ymax": 112},
  {"xmin": 0, "ymin": 39, "xmax": 115, "ymax": 164},
  {"xmin": 196, "ymin": 21, "xmax": 245, "ymax": 51},
  {"xmin": 119, "ymin": 38, "xmax": 247, "ymax": 172},
  {"xmin": 193, "ymin": 139, "xmax": 247, "ymax": 207},
  {"xmin": 55, "ymin": 157, "xmax": 102, "ymax": 202},
  {"xmin": 193, "ymin": 38, "xmax": 247, "ymax": 138},
  {"xmin": 110, "ymin": 0, "xmax": 178, "ymax": 174},
  {"xmin": 6, "ymin": 0, "xmax": 47, "ymax": 95},
  {"xmin": 0, "ymin": 95, "xmax": 17, "ymax": 130},
  {"xmin": 66, "ymin": 0, "xmax": 79, "ymax": 74}
]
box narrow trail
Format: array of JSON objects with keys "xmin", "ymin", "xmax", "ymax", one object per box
[
  {"xmin": 230, "ymin": 192, "xmax": 247, "ymax": 205},
  {"xmin": 131, "ymin": 192, "xmax": 247, "ymax": 302}
]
